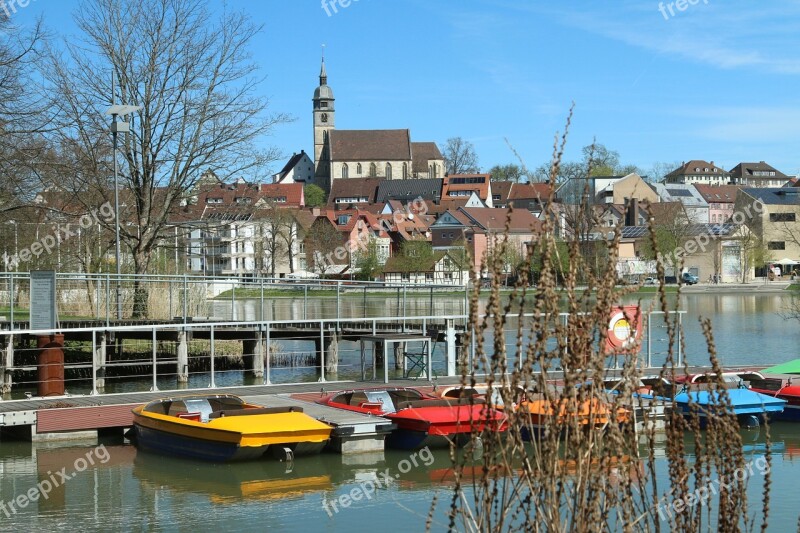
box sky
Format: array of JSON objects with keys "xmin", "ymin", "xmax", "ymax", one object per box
[{"xmin": 9, "ymin": 0, "xmax": 800, "ymax": 178}]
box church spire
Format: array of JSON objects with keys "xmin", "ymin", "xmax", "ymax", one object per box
[{"xmin": 319, "ymin": 45, "xmax": 327, "ymax": 85}]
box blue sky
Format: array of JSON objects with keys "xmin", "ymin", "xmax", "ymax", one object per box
[{"xmin": 10, "ymin": 0, "xmax": 800, "ymax": 178}]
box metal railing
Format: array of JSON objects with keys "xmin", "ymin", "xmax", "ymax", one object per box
[
  {"xmin": 0, "ymin": 271, "xmax": 470, "ymax": 326},
  {"xmin": 0, "ymin": 310, "xmax": 694, "ymax": 401}
]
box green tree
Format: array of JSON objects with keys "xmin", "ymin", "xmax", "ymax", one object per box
[
  {"xmin": 354, "ymin": 238, "xmax": 382, "ymax": 281},
  {"xmin": 304, "ymin": 183, "xmax": 326, "ymax": 207}
]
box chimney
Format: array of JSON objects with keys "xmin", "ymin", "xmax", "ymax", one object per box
[
  {"xmin": 625, "ymin": 198, "xmax": 639, "ymax": 226},
  {"xmin": 312, "ymin": 207, "xmax": 320, "ymax": 217}
]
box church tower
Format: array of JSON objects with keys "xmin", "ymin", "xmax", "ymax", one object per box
[{"xmin": 313, "ymin": 55, "xmax": 335, "ymax": 188}]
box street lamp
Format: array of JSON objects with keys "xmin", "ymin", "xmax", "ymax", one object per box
[
  {"xmin": 5, "ymin": 220, "xmax": 17, "ymax": 271},
  {"xmin": 105, "ymin": 96, "xmax": 142, "ymax": 320}
]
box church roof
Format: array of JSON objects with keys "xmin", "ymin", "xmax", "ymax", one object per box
[
  {"xmin": 329, "ymin": 129, "xmax": 411, "ymax": 161},
  {"xmin": 411, "ymin": 142, "xmax": 443, "ymax": 173}
]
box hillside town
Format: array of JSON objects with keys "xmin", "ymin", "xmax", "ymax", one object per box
[{"xmin": 6, "ymin": 60, "xmax": 798, "ymax": 286}]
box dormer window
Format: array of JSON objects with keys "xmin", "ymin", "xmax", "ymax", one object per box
[
  {"xmin": 206, "ymin": 197, "xmax": 223, "ymax": 204},
  {"xmin": 234, "ymin": 197, "xmax": 251, "ymax": 204},
  {"xmin": 337, "ymin": 215, "xmax": 351, "ymax": 225}
]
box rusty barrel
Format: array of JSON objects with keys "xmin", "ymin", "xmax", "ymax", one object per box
[{"xmin": 37, "ymin": 334, "xmax": 65, "ymax": 397}]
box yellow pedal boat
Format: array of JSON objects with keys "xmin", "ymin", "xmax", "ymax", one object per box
[{"xmin": 132, "ymin": 394, "xmax": 333, "ymax": 462}]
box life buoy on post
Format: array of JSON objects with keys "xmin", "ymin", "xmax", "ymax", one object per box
[{"xmin": 605, "ymin": 305, "xmax": 642, "ymax": 354}]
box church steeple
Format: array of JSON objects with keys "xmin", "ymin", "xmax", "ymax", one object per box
[
  {"xmin": 313, "ymin": 48, "xmax": 335, "ymax": 189},
  {"xmin": 319, "ymin": 57, "xmax": 327, "ymax": 86}
]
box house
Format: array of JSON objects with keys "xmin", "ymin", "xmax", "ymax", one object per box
[
  {"xmin": 595, "ymin": 173, "xmax": 659, "ymax": 205},
  {"xmin": 324, "ymin": 209, "xmax": 391, "ymax": 269},
  {"xmin": 382, "ymin": 250, "xmax": 469, "ymax": 286},
  {"xmin": 272, "ymin": 151, "xmax": 315, "ymax": 184},
  {"xmin": 619, "ymin": 223, "xmax": 740, "ymax": 283},
  {"xmin": 649, "ymin": 183, "xmax": 709, "ymax": 223},
  {"xmin": 729, "ymin": 162, "xmax": 790, "ymax": 188},
  {"xmin": 375, "ymin": 178, "xmax": 443, "ymax": 205},
  {"xmin": 442, "ymin": 174, "xmax": 493, "ymax": 207},
  {"xmin": 735, "ymin": 188, "xmax": 800, "ymax": 270},
  {"xmin": 664, "ymin": 160, "xmax": 731, "ymax": 185},
  {"xmin": 326, "ymin": 177, "xmax": 382, "ymax": 211},
  {"xmin": 259, "ymin": 183, "xmax": 305, "ymax": 208},
  {"xmin": 431, "ymin": 207, "xmax": 543, "ymax": 275},
  {"xmin": 179, "ymin": 181, "xmax": 305, "ymax": 277},
  {"xmin": 693, "ymin": 184, "xmax": 740, "ymax": 223}
]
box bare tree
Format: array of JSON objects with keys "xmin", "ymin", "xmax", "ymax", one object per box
[
  {"xmin": 0, "ymin": 17, "xmax": 49, "ymax": 215},
  {"xmin": 442, "ymin": 137, "xmax": 480, "ymax": 175},
  {"xmin": 305, "ymin": 219, "xmax": 344, "ymax": 276},
  {"xmin": 39, "ymin": 0, "xmax": 290, "ymax": 316}
]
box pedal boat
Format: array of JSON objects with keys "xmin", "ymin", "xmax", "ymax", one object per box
[
  {"xmin": 132, "ymin": 394, "xmax": 333, "ymax": 461},
  {"xmin": 317, "ymin": 387, "xmax": 507, "ymax": 449}
]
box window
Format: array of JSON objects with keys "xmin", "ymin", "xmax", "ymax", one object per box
[
  {"xmin": 425, "ymin": 273, "xmax": 434, "ymax": 282},
  {"xmin": 272, "ymin": 196, "xmax": 287, "ymax": 203},
  {"xmin": 337, "ymin": 215, "xmax": 351, "ymax": 225},
  {"xmin": 402, "ymin": 162, "xmax": 408, "ymax": 179},
  {"xmin": 493, "ymin": 194, "xmax": 500, "ymax": 201},
  {"xmin": 768, "ymin": 241, "xmax": 786, "ymax": 250},
  {"xmin": 385, "ymin": 163, "xmax": 392, "ymax": 179},
  {"xmin": 401, "ymin": 272, "xmax": 410, "ymax": 281},
  {"xmin": 298, "ymin": 242, "xmax": 305, "ymax": 254},
  {"xmin": 206, "ymin": 197, "xmax": 223, "ymax": 204},
  {"xmin": 320, "ymin": 102, "xmax": 328, "ymax": 108},
  {"xmin": 357, "ymin": 163, "xmax": 362, "ymax": 175},
  {"xmin": 770, "ymin": 213, "xmax": 796, "ymax": 222},
  {"xmin": 234, "ymin": 197, "xmax": 252, "ymax": 204},
  {"xmin": 369, "ymin": 163, "xmax": 377, "ymax": 177},
  {"xmin": 342, "ymin": 163, "xmax": 349, "ymax": 179}
]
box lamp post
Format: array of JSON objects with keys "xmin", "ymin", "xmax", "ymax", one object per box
[
  {"xmin": 5, "ymin": 220, "xmax": 17, "ymax": 271},
  {"xmin": 105, "ymin": 95, "xmax": 142, "ymax": 320}
]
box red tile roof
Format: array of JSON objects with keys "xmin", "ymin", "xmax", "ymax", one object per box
[
  {"xmin": 692, "ymin": 184, "xmax": 740, "ymax": 204},
  {"xmin": 259, "ymin": 183, "xmax": 305, "ymax": 207}
]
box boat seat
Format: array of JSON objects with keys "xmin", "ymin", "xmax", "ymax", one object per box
[
  {"xmin": 176, "ymin": 412, "xmax": 201, "ymax": 421},
  {"xmin": 208, "ymin": 406, "xmax": 304, "ymax": 419},
  {"xmin": 183, "ymin": 399, "xmax": 214, "ymax": 422},
  {"xmin": 358, "ymin": 401, "xmax": 384, "ymax": 410},
  {"xmin": 396, "ymin": 398, "xmax": 486, "ymax": 410}
]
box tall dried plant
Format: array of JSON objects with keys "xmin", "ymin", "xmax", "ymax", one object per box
[{"xmin": 434, "ymin": 111, "xmax": 774, "ymax": 532}]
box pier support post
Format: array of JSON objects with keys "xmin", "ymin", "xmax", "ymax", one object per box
[
  {"xmin": 176, "ymin": 330, "xmax": 189, "ymax": 383},
  {"xmin": 394, "ymin": 342, "xmax": 405, "ymax": 370},
  {"xmin": 1, "ymin": 334, "xmax": 13, "ymax": 395},
  {"xmin": 445, "ymin": 319, "xmax": 456, "ymax": 377},
  {"xmin": 243, "ymin": 333, "xmax": 264, "ymax": 379},
  {"xmin": 325, "ymin": 331, "xmax": 340, "ymax": 375},
  {"xmin": 456, "ymin": 332, "xmax": 469, "ymax": 374},
  {"xmin": 95, "ymin": 332, "xmax": 107, "ymax": 390}
]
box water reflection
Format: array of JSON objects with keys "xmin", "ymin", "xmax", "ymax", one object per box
[{"xmin": 4, "ymin": 425, "xmax": 800, "ymax": 531}]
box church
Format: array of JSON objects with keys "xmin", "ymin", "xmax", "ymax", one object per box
[{"xmin": 312, "ymin": 59, "xmax": 445, "ymax": 191}]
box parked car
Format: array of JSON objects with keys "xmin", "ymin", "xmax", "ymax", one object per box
[
  {"xmin": 681, "ymin": 272, "xmax": 699, "ymax": 285},
  {"xmin": 643, "ymin": 277, "xmax": 657, "ymax": 285}
]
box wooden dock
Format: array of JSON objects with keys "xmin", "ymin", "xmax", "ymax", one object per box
[{"xmin": 0, "ymin": 377, "xmax": 469, "ymax": 453}]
